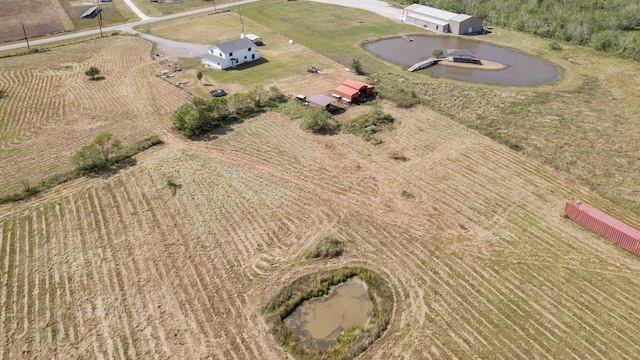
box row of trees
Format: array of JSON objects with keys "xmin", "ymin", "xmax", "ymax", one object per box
[
  {"xmin": 406, "ymin": 0, "xmax": 640, "ymax": 59},
  {"xmin": 172, "ymin": 87, "xmax": 287, "ymax": 138}
]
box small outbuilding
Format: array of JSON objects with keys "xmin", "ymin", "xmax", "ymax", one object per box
[
  {"xmin": 446, "ymin": 49, "xmax": 480, "ymax": 64},
  {"xmin": 202, "ymin": 37, "xmax": 260, "ymax": 70},
  {"xmin": 81, "ymin": 5, "xmax": 101, "ymax": 19},
  {"xmin": 308, "ymin": 94, "xmax": 335, "ymax": 108}
]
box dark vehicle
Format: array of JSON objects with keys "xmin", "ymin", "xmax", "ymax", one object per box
[{"xmin": 210, "ymin": 89, "xmax": 227, "ymax": 97}]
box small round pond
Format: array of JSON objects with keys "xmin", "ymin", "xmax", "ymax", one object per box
[
  {"xmin": 284, "ymin": 278, "xmax": 373, "ymax": 352},
  {"xmin": 364, "ymin": 36, "xmax": 558, "ymax": 86}
]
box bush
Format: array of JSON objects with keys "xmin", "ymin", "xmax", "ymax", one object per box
[
  {"xmin": 300, "ymin": 106, "xmax": 334, "ymax": 134},
  {"xmin": 172, "ymin": 87, "xmax": 287, "ymax": 138},
  {"xmin": 548, "ymin": 42, "xmax": 563, "ymax": 51},
  {"xmin": 351, "ymin": 58, "xmax": 364, "ymax": 75},
  {"xmin": 340, "ymin": 107, "xmax": 394, "ymax": 141},
  {"xmin": 85, "ymin": 66, "xmax": 100, "ymax": 80},
  {"xmin": 308, "ymin": 237, "xmax": 345, "ymax": 258}
]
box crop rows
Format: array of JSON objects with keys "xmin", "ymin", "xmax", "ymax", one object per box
[
  {"xmin": 4, "ymin": 105, "xmax": 640, "ymax": 358},
  {"xmin": 0, "ymin": 36, "xmax": 189, "ymax": 196}
]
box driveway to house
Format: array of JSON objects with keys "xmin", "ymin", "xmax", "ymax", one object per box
[
  {"xmin": 145, "ymin": 0, "xmax": 406, "ymax": 60},
  {"xmin": 123, "ymin": 0, "xmax": 150, "ymax": 21},
  {"xmin": 309, "ymin": 0, "xmax": 403, "ymax": 21}
]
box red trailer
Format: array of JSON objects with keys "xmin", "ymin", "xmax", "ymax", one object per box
[{"xmin": 565, "ymin": 199, "xmax": 640, "ymax": 256}]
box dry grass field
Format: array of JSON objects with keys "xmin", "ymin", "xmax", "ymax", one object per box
[
  {"xmin": 0, "ymin": 0, "xmax": 70, "ymax": 43},
  {"xmin": 0, "ymin": 36, "xmax": 189, "ymax": 196},
  {"xmin": 3, "ymin": 2, "xmax": 640, "ymax": 359}
]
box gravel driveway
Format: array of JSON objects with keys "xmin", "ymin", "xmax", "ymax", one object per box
[{"xmin": 140, "ymin": 0, "xmax": 405, "ymax": 60}]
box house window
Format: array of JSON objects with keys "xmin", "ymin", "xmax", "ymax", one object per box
[
  {"xmin": 251, "ymin": 54, "xmax": 255, "ymax": 59},
  {"xmin": 248, "ymin": 47, "xmax": 252, "ymax": 51},
  {"xmin": 244, "ymin": 56, "xmax": 247, "ymax": 60},
  {"xmin": 229, "ymin": 52, "xmax": 233, "ymax": 56}
]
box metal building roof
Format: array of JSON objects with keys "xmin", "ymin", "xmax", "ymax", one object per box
[{"xmin": 404, "ymin": 4, "xmax": 459, "ymax": 21}]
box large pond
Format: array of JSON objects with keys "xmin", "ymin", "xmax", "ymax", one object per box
[
  {"xmin": 284, "ymin": 278, "xmax": 373, "ymax": 352},
  {"xmin": 365, "ymin": 36, "xmax": 558, "ymax": 86}
]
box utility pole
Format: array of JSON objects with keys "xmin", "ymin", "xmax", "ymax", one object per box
[
  {"xmin": 97, "ymin": 1, "xmax": 103, "ymax": 37},
  {"xmin": 21, "ymin": 22, "xmax": 30, "ymax": 50}
]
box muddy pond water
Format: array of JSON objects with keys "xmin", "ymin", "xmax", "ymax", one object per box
[
  {"xmin": 364, "ymin": 36, "xmax": 558, "ymax": 86},
  {"xmin": 284, "ymin": 278, "xmax": 373, "ymax": 352}
]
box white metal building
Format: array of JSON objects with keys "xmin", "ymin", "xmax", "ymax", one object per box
[
  {"xmin": 202, "ymin": 37, "xmax": 260, "ymax": 70},
  {"xmin": 403, "ymin": 4, "xmax": 482, "ymax": 35}
]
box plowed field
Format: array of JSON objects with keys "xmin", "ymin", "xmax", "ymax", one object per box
[
  {"xmin": 0, "ymin": 36, "xmax": 189, "ymax": 196},
  {"xmin": 3, "ymin": 95, "xmax": 640, "ymax": 358}
]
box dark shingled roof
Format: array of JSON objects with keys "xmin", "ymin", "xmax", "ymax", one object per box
[{"xmin": 446, "ymin": 49, "xmax": 477, "ymax": 58}]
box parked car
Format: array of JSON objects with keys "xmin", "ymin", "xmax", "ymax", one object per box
[
  {"xmin": 174, "ymin": 66, "xmax": 182, "ymax": 72},
  {"xmin": 210, "ymin": 89, "xmax": 227, "ymax": 97}
]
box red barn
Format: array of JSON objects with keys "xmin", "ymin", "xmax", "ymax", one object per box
[
  {"xmin": 332, "ymin": 85, "xmax": 359, "ymax": 103},
  {"xmin": 565, "ymin": 199, "xmax": 640, "ymax": 256},
  {"xmin": 341, "ymin": 79, "xmax": 374, "ymax": 97}
]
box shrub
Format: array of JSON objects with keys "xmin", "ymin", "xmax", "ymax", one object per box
[
  {"xmin": 432, "ymin": 48, "xmax": 444, "ymax": 58},
  {"xmin": 300, "ymin": 106, "xmax": 334, "ymax": 134},
  {"xmin": 548, "ymin": 42, "xmax": 563, "ymax": 51},
  {"xmin": 85, "ymin": 66, "xmax": 100, "ymax": 80},
  {"xmin": 351, "ymin": 58, "xmax": 364, "ymax": 75},
  {"xmin": 308, "ymin": 237, "xmax": 344, "ymax": 258}
]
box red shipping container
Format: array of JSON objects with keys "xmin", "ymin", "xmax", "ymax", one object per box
[{"xmin": 565, "ymin": 199, "xmax": 640, "ymax": 256}]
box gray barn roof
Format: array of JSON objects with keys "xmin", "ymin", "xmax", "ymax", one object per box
[{"xmin": 405, "ymin": 4, "xmax": 458, "ymax": 21}]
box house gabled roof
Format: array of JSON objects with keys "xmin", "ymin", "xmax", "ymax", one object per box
[
  {"xmin": 404, "ymin": 4, "xmax": 459, "ymax": 21},
  {"xmin": 215, "ymin": 38, "xmax": 255, "ymax": 54}
]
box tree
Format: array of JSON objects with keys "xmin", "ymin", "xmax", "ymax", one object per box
[
  {"xmin": 72, "ymin": 143, "xmax": 103, "ymax": 172},
  {"xmin": 300, "ymin": 107, "xmax": 333, "ymax": 134},
  {"xmin": 93, "ymin": 131, "xmax": 121, "ymax": 162},
  {"xmin": 351, "ymin": 58, "xmax": 364, "ymax": 75},
  {"xmin": 85, "ymin": 67, "xmax": 101, "ymax": 80},
  {"xmin": 432, "ymin": 49, "xmax": 444, "ymax": 58},
  {"xmin": 196, "ymin": 70, "xmax": 203, "ymax": 83},
  {"xmin": 0, "ymin": 89, "xmax": 6, "ymax": 99}
]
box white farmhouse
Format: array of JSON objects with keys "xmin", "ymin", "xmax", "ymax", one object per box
[{"xmin": 202, "ymin": 37, "xmax": 260, "ymax": 70}]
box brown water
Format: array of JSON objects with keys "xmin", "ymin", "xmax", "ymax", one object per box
[
  {"xmin": 284, "ymin": 278, "xmax": 373, "ymax": 352},
  {"xmin": 365, "ymin": 36, "xmax": 557, "ymax": 86}
]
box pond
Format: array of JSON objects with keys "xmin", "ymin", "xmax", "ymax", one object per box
[
  {"xmin": 283, "ymin": 278, "xmax": 373, "ymax": 352},
  {"xmin": 364, "ymin": 36, "xmax": 558, "ymax": 86}
]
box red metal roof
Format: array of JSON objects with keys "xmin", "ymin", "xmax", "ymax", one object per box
[
  {"xmin": 333, "ymin": 85, "xmax": 359, "ymax": 100},
  {"xmin": 342, "ymin": 79, "xmax": 369, "ymax": 90},
  {"xmin": 570, "ymin": 200, "xmax": 640, "ymax": 239},
  {"xmin": 565, "ymin": 199, "xmax": 640, "ymax": 256}
]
